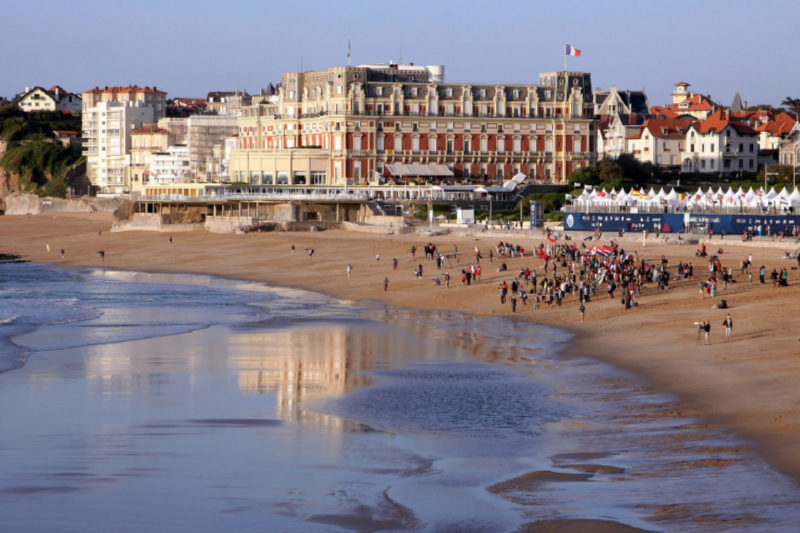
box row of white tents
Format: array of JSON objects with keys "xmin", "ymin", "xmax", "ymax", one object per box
[{"xmin": 572, "ymin": 185, "xmax": 800, "ymax": 208}]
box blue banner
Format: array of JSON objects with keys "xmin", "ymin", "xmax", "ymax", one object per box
[{"xmin": 564, "ymin": 212, "xmax": 800, "ymax": 235}]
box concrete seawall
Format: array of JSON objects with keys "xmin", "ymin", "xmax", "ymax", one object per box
[{"xmin": 4, "ymin": 193, "xmax": 125, "ymax": 215}]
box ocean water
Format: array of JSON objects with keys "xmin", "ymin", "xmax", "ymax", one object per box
[{"xmin": 0, "ymin": 263, "xmax": 799, "ymax": 532}]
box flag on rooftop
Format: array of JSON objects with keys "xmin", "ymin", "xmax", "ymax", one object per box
[{"xmin": 566, "ymin": 44, "xmax": 581, "ymax": 57}]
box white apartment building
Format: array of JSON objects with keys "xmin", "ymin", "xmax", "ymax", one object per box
[
  {"xmin": 149, "ymin": 145, "xmax": 190, "ymax": 184},
  {"xmin": 81, "ymin": 86, "xmax": 167, "ymax": 195},
  {"xmin": 82, "ymin": 101, "xmax": 154, "ymax": 195},
  {"xmin": 681, "ymin": 109, "xmax": 759, "ymax": 174}
]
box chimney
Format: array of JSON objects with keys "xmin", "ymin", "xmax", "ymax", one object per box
[
  {"xmin": 153, "ymin": 86, "xmax": 157, "ymax": 92},
  {"xmin": 743, "ymin": 100, "xmax": 748, "ymax": 109}
]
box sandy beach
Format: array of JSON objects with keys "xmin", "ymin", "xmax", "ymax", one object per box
[{"xmin": 3, "ymin": 211, "xmax": 800, "ymax": 491}]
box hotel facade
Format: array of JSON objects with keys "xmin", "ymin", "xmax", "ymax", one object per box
[{"xmin": 229, "ymin": 64, "xmax": 599, "ymax": 186}]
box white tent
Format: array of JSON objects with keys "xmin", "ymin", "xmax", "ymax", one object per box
[
  {"xmin": 646, "ymin": 187, "xmax": 657, "ymax": 199},
  {"xmin": 765, "ymin": 187, "xmax": 778, "ymax": 200},
  {"xmin": 788, "ymin": 188, "xmax": 800, "ymax": 207},
  {"xmin": 617, "ymin": 188, "xmax": 629, "ymax": 202},
  {"xmin": 745, "ymin": 187, "xmax": 756, "ymax": 201}
]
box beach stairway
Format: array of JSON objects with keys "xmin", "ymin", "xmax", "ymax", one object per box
[{"xmin": 367, "ymin": 200, "xmax": 387, "ymax": 216}]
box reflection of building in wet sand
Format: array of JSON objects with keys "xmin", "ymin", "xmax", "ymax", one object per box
[{"xmin": 236, "ymin": 327, "xmax": 376, "ymax": 425}]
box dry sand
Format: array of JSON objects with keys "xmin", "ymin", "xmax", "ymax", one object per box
[{"xmin": 4, "ymin": 211, "xmax": 800, "ymax": 490}]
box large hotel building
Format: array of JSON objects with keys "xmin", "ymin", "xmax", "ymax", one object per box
[{"xmin": 229, "ymin": 63, "xmax": 598, "ymax": 186}]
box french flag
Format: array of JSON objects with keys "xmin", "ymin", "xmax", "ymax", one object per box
[{"xmin": 566, "ymin": 44, "xmax": 581, "ymax": 57}]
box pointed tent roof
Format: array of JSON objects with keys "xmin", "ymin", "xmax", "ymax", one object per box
[
  {"xmin": 745, "ymin": 187, "xmax": 756, "ymax": 200},
  {"xmin": 788, "ymin": 188, "xmax": 800, "ymax": 202},
  {"xmin": 730, "ymin": 92, "xmax": 744, "ymax": 113},
  {"xmin": 665, "ymin": 188, "xmax": 678, "ymax": 200},
  {"xmin": 778, "ymin": 186, "xmax": 790, "ymax": 199},
  {"xmin": 765, "ymin": 187, "xmax": 778, "ymax": 199},
  {"xmin": 646, "ymin": 187, "xmax": 656, "ymax": 198}
]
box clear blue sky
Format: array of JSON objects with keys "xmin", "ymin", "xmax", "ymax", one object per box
[{"xmin": 3, "ymin": 0, "xmax": 797, "ymax": 109}]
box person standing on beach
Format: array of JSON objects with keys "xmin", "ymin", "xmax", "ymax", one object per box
[
  {"xmin": 384, "ymin": 277, "xmax": 389, "ymax": 291},
  {"xmin": 169, "ymin": 236, "xmax": 173, "ymax": 246},
  {"xmin": 99, "ymin": 230, "xmax": 102, "ymax": 237},
  {"xmin": 308, "ymin": 249, "xmax": 314, "ymax": 259},
  {"xmin": 723, "ymin": 314, "xmax": 732, "ymax": 340},
  {"xmin": 444, "ymin": 273, "xmax": 450, "ymax": 288},
  {"xmin": 291, "ymin": 245, "xmax": 295, "ymax": 255},
  {"xmin": 759, "ymin": 266, "xmax": 766, "ymax": 284},
  {"xmin": 60, "ymin": 249, "xmax": 64, "ymax": 259},
  {"xmin": 511, "ymin": 297, "xmax": 517, "ymax": 313},
  {"xmin": 347, "ymin": 264, "xmax": 353, "ymax": 279},
  {"xmin": 393, "ymin": 258, "xmax": 398, "ymax": 270},
  {"xmin": 703, "ymin": 320, "xmax": 711, "ymax": 345},
  {"xmin": 489, "ymin": 249, "xmax": 493, "ymax": 263},
  {"xmin": 579, "ymin": 302, "xmax": 586, "ymax": 323}
]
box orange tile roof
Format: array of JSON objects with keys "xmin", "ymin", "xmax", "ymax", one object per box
[
  {"xmin": 131, "ymin": 124, "xmax": 169, "ymax": 135},
  {"xmin": 82, "ymin": 85, "xmax": 166, "ymax": 95},
  {"xmin": 691, "ymin": 108, "xmax": 758, "ymax": 135},
  {"xmin": 640, "ymin": 118, "xmax": 696, "ymax": 138}
]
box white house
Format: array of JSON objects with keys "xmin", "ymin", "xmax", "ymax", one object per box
[
  {"xmin": 17, "ymin": 86, "xmax": 81, "ymax": 113},
  {"xmin": 627, "ymin": 118, "xmax": 695, "ymax": 166},
  {"xmin": 681, "ymin": 109, "xmax": 759, "ymax": 174}
]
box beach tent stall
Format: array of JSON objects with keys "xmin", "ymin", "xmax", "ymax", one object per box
[{"xmin": 788, "ymin": 188, "xmax": 800, "ymax": 207}]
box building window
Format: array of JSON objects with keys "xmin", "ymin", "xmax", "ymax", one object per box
[
  {"xmin": 261, "ymin": 171, "xmax": 273, "ymax": 185},
  {"xmin": 337, "ymin": 86, "xmax": 343, "ymax": 95},
  {"xmin": 277, "ymin": 171, "xmax": 289, "ymax": 184},
  {"xmin": 739, "ymin": 143, "xmax": 743, "ymax": 152},
  {"xmin": 749, "ymin": 159, "xmax": 754, "ymax": 168},
  {"xmin": 311, "ymin": 171, "xmax": 326, "ymax": 185},
  {"xmin": 293, "ymin": 171, "xmax": 307, "ymax": 185},
  {"xmin": 429, "ymin": 138, "xmax": 437, "ymax": 153},
  {"xmin": 701, "ymin": 160, "xmax": 706, "ymax": 169},
  {"xmin": 480, "ymin": 89, "xmax": 486, "ymax": 97},
  {"xmin": 690, "ymin": 144, "xmax": 695, "ymax": 152},
  {"xmin": 710, "ymin": 143, "xmax": 715, "ymax": 153},
  {"xmin": 446, "ymin": 88, "xmax": 452, "ymax": 98},
  {"xmin": 749, "ymin": 144, "xmax": 754, "ymax": 153},
  {"xmin": 446, "ymin": 140, "xmax": 453, "ymax": 154},
  {"xmin": 739, "ymin": 159, "xmax": 744, "ymax": 169},
  {"xmin": 573, "ymin": 139, "xmax": 581, "ymax": 153},
  {"xmin": 701, "ymin": 144, "xmax": 705, "ymax": 153},
  {"xmin": 377, "ymin": 87, "xmax": 383, "ymax": 96},
  {"xmin": 710, "ymin": 160, "xmax": 714, "ymax": 169}
]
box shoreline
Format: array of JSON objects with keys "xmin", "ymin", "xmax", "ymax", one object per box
[{"xmin": 4, "ymin": 212, "xmax": 800, "ymax": 486}]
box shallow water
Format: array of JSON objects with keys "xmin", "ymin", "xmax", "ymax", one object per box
[{"xmin": 0, "ymin": 264, "xmax": 798, "ymax": 532}]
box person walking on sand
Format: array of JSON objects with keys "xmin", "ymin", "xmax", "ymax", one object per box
[
  {"xmin": 444, "ymin": 273, "xmax": 450, "ymax": 288},
  {"xmin": 308, "ymin": 248, "xmax": 314, "ymax": 259},
  {"xmin": 60, "ymin": 249, "xmax": 64, "ymax": 259},
  {"xmin": 393, "ymin": 258, "xmax": 398, "ymax": 270},
  {"xmin": 376, "ymin": 254, "xmax": 380, "ymax": 262},
  {"xmin": 384, "ymin": 277, "xmax": 389, "ymax": 291},
  {"xmin": 347, "ymin": 264, "xmax": 353, "ymax": 279},
  {"xmin": 99, "ymin": 230, "xmax": 102, "ymax": 237},
  {"xmin": 580, "ymin": 302, "xmax": 586, "ymax": 323},
  {"xmin": 169, "ymin": 236, "xmax": 173, "ymax": 245},
  {"xmin": 723, "ymin": 314, "xmax": 732, "ymax": 340},
  {"xmin": 291, "ymin": 245, "xmax": 295, "ymax": 255},
  {"xmin": 703, "ymin": 320, "xmax": 711, "ymax": 345},
  {"xmin": 511, "ymin": 297, "xmax": 517, "ymax": 313}
]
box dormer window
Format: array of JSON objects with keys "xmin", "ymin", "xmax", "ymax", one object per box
[
  {"xmin": 376, "ymin": 87, "xmax": 383, "ymax": 96},
  {"xmin": 446, "ymin": 88, "xmax": 452, "ymax": 98},
  {"xmin": 546, "ymin": 77, "xmax": 552, "ymax": 86},
  {"xmin": 480, "ymin": 89, "xmax": 486, "ymax": 97},
  {"xmin": 412, "ymin": 88, "xmax": 417, "ymax": 97},
  {"xmin": 512, "ymin": 90, "xmax": 519, "ymax": 99}
]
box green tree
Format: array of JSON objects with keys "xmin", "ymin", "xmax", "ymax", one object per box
[
  {"xmin": 598, "ymin": 158, "xmax": 622, "ymax": 182},
  {"xmin": 781, "ymin": 97, "xmax": 800, "ymax": 117},
  {"xmin": 756, "ymin": 165, "xmax": 794, "ymax": 186},
  {"xmin": 566, "ymin": 164, "xmax": 600, "ymax": 187}
]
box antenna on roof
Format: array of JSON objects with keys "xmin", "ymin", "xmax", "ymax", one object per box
[{"xmin": 399, "ymin": 45, "xmax": 403, "ymax": 65}]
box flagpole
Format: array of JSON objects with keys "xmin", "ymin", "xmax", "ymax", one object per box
[
  {"xmin": 564, "ymin": 44, "xmax": 567, "ymax": 74},
  {"xmin": 348, "ymin": 37, "xmax": 351, "ymax": 66}
]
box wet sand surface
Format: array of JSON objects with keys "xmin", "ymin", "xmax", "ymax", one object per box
[{"xmin": 2, "ymin": 213, "xmax": 800, "ymax": 530}]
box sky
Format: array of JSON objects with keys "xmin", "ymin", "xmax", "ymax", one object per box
[{"xmin": 3, "ymin": 0, "xmax": 798, "ymax": 109}]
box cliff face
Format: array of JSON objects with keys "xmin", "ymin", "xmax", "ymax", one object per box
[{"xmin": 0, "ymin": 170, "xmax": 21, "ymax": 212}]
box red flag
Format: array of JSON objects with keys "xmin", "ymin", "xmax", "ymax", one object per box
[
  {"xmin": 547, "ymin": 237, "xmax": 556, "ymax": 243},
  {"xmin": 539, "ymin": 249, "xmax": 547, "ymax": 260}
]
